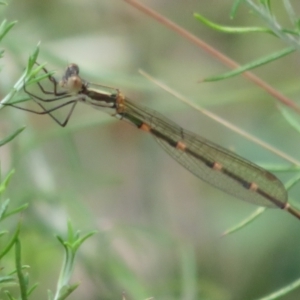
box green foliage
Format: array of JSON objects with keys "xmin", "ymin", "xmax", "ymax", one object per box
[
  {"xmin": 194, "ymin": 12, "xmax": 274, "ymax": 34},
  {"xmin": 195, "ymin": 0, "xmax": 300, "ymax": 81},
  {"xmin": 0, "ymin": 158, "xmax": 93, "ymax": 299},
  {"xmin": 0, "ymin": 128, "xmax": 25, "ymax": 147},
  {"xmin": 202, "ymin": 47, "xmax": 295, "ymax": 82},
  {"xmin": 52, "ymin": 222, "xmax": 96, "ymax": 300},
  {"xmin": 0, "ymin": 4, "xmax": 96, "ymax": 300}
]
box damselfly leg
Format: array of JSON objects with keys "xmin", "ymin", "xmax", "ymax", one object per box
[{"xmin": 6, "ymin": 64, "xmax": 79, "ymax": 127}]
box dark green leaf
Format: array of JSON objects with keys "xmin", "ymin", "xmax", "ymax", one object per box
[
  {"xmin": 194, "ymin": 12, "xmax": 274, "ymax": 34},
  {"xmin": 0, "ymin": 222, "xmax": 21, "ymax": 260},
  {"xmin": 204, "ymin": 47, "xmax": 295, "ymax": 82},
  {"xmin": 0, "ymin": 127, "xmax": 25, "ymax": 146},
  {"xmin": 15, "ymin": 238, "xmax": 28, "ymax": 300},
  {"xmin": 230, "ymin": 0, "xmax": 246, "ymax": 19},
  {"xmin": 0, "ymin": 20, "xmax": 17, "ymax": 43},
  {"xmin": 222, "ymin": 208, "xmax": 265, "ymax": 236},
  {"xmin": 0, "ymin": 169, "xmax": 15, "ymax": 195}
]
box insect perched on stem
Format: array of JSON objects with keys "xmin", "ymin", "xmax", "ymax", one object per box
[{"xmin": 6, "ymin": 63, "xmax": 300, "ymax": 220}]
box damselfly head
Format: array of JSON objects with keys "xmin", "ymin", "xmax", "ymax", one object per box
[
  {"xmin": 64, "ymin": 63, "xmax": 80, "ymax": 78},
  {"xmin": 59, "ymin": 63, "xmax": 83, "ymax": 94}
]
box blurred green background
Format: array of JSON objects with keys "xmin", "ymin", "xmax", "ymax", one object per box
[{"xmin": 1, "ymin": 0, "xmax": 300, "ymax": 299}]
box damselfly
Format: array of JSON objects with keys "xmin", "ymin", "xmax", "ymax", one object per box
[{"xmin": 6, "ymin": 64, "xmax": 300, "ymax": 220}]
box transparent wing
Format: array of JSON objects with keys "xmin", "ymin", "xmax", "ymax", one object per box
[{"xmin": 124, "ymin": 99, "xmax": 287, "ymax": 208}]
